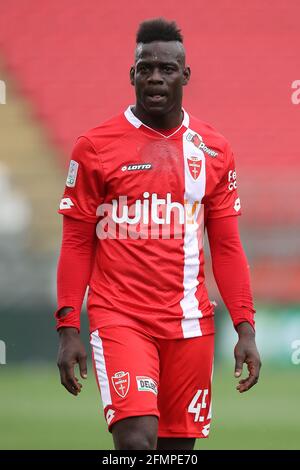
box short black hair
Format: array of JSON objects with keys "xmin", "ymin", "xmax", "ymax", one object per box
[{"xmin": 136, "ymin": 18, "xmax": 183, "ymax": 44}]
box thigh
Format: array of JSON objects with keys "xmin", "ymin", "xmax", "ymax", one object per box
[
  {"xmin": 157, "ymin": 334, "xmax": 214, "ymax": 439},
  {"xmin": 112, "ymin": 415, "xmax": 158, "ymax": 450},
  {"xmin": 90, "ymin": 325, "xmax": 160, "ymax": 433}
]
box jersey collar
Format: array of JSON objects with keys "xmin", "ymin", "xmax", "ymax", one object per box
[{"xmin": 124, "ymin": 105, "xmax": 190, "ymax": 139}]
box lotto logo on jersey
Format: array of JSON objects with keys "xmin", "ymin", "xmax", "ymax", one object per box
[
  {"xmin": 59, "ymin": 197, "xmax": 74, "ymax": 210},
  {"xmin": 136, "ymin": 376, "xmax": 158, "ymax": 395},
  {"xmin": 111, "ymin": 371, "xmax": 130, "ymax": 398},
  {"xmin": 234, "ymin": 197, "xmax": 241, "ymax": 212},
  {"xmin": 228, "ymin": 169, "xmax": 237, "ymax": 191},
  {"xmin": 121, "ymin": 163, "xmax": 152, "ymax": 172}
]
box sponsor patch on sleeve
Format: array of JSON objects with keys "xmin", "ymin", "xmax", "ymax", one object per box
[
  {"xmin": 66, "ymin": 160, "xmax": 79, "ymax": 187},
  {"xmin": 136, "ymin": 376, "xmax": 158, "ymax": 395}
]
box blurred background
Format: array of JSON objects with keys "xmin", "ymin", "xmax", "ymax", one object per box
[{"xmin": 0, "ymin": 0, "xmax": 299, "ymax": 450}]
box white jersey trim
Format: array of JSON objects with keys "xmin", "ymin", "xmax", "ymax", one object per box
[
  {"xmin": 124, "ymin": 105, "xmax": 190, "ymax": 138},
  {"xmin": 180, "ymin": 128, "xmax": 206, "ymax": 338}
]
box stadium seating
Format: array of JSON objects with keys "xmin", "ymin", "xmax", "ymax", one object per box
[{"xmin": 0, "ymin": 0, "xmax": 299, "ymax": 300}]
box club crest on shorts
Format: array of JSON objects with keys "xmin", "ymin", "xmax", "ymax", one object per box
[
  {"xmin": 187, "ymin": 156, "xmax": 202, "ymax": 180},
  {"xmin": 111, "ymin": 371, "xmax": 130, "ymax": 398}
]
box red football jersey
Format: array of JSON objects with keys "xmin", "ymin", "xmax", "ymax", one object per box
[{"xmin": 58, "ymin": 106, "xmax": 241, "ymax": 339}]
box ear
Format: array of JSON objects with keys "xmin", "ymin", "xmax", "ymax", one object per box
[
  {"xmin": 182, "ymin": 66, "xmax": 191, "ymax": 86},
  {"xmin": 130, "ymin": 66, "xmax": 135, "ymax": 86}
]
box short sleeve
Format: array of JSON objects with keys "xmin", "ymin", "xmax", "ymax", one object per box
[
  {"xmin": 207, "ymin": 143, "xmax": 242, "ymax": 219},
  {"xmin": 58, "ymin": 136, "xmax": 105, "ymax": 223}
]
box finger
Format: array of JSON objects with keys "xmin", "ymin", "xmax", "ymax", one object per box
[
  {"xmin": 234, "ymin": 355, "xmax": 244, "ymax": 377},
  {"xmin": 65, "ymin": 377, "xmax": 82, "ymax": 395},
  {"xmin": 73, "ymin": 377, "xmax": 83, "ymax": 391},
  {"xmin": 237, "ymin": 362, "xmax": 259, "ymax": 392},
  {"xmin": 237, "ymin": 375, "xmax": 258, "ymax": 393},
  {"xmin": 68, "ymin": 378, "xmax": 82, "ymax": 395},
  {"xmin": 78, "ymin": 354, "xmax": 88, "ymax": 379},
  {"xmin": 63, "ymin": 365, "xmax": 82, "ymax": 395},
  {"xmin": 59, "ymin": 367, "xmax": 79, "ymax": 396},
  {"xmin": 65, "ymin": 370, "xmax": 82, "ymax": 393},
  {"xmin": 238, "ymin": 378, "xmax": 248, "ymax": 384}
]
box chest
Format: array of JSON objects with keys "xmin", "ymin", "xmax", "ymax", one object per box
[{"xmin": 100, "ymin": 133, "xmax": 222, "ymax": 205}]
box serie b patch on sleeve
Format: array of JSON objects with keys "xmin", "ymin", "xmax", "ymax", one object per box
[{"xmin": 66, "ymin": 160, "xmax": 79, "ymax": 187}]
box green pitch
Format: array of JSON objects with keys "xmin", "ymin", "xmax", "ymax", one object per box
[{"xmin": 0, "ymin": 364, "xmax": 299, "ymax": 450}]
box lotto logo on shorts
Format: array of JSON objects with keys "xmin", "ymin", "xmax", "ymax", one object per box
[
  {"xmin": 111, "ymin": 371, "xmax": 130, "ymax": 398},
  {"xmin": 105, "ymin": 409, "xmax": 115, "ymax": 425},
  {"xmin": 136, "ymin": 376, "xmax": 158, "ymax": 395}
]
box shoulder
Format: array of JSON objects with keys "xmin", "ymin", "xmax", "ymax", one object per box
[
  {"xmin": 77, "ymin": 112, "xmax": 134, "ymax": 154},
  {"xmin": 188, "ymin": 114, "xmax": 231, "ymax": 157}
]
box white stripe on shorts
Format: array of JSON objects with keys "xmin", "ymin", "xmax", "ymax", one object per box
[{"xmin": 90, "ymin": 330, "xmax": 112, "ymax": 409}]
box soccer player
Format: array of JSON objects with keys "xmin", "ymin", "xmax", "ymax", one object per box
[{"xmin": 55, "ymin": 18, "xmax": 261, "ymax": 450}]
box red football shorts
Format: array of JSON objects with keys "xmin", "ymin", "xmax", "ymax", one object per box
[{"xmin": 90, "ymin": 325, "xmax": 214, "ymax": 438}]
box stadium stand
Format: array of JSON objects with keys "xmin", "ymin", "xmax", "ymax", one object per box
[{"xmin": 0, "ymin": 0, "xmax": 299, "ymax": 301}]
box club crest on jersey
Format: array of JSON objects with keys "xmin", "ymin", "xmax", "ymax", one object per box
[
  {"xmin": 186, "ymin": 132, "xmax": 218, "ymax": 158},
  {"xmin": 187, "ymin": 156, "xmax": 202, "ymax": 180},
  {"xmin": 111, "ymin": 371, "xmax": 130, "ymax": 398}
]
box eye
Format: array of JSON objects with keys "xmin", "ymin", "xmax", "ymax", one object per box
[
  {"xmin": 138, "ymin": 65, "xmax": 150, "ymax": 73},
  {"xmin": 163, "ymin": 65, "xmax": 174, "ymax": 73}
]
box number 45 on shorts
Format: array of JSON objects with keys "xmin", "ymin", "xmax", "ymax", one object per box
[{"xmin": 188, "ymin": 389, "xmax": 211, "ymax": 422}]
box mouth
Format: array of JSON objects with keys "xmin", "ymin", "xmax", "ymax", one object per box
[
  {"xmin": 148, "ymin": 95, "xmax": 166, "ymax": 101},
  {"xmin": 145, "ymin": 93, "xmax": 167, "ymax": 104}
]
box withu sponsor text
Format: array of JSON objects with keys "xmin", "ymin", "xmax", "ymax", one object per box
[{"xmin": 95, "ymin": 192, "xmax": 204, "ymax": 240}]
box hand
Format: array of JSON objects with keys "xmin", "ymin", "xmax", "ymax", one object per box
[
  {"xmin": 57, "ymin": 326, "xmax": 88, "ymax": 396},
  {"xmin": 234, "ymin": 322, "xmax": 261, "ymax": 393}
]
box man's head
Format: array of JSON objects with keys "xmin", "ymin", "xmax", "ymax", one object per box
[{"xmin": 130, "ymin": 18, "xmax": 191, "ymax": 119}]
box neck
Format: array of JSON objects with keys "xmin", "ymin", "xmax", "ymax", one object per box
[{"xmin": 132, "ymin": 103, "xmax": 183, "ymax": 130}]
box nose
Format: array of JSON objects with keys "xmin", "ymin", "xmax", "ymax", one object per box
[{"xmin": 148, "ymin": 67, "xmax": 163, "ymax": 84}]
